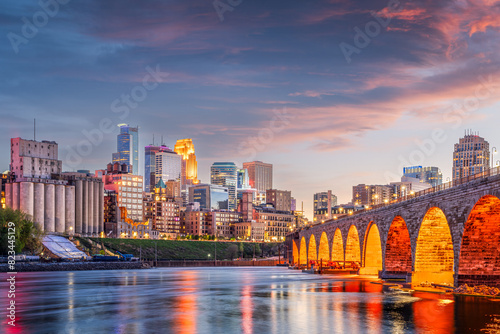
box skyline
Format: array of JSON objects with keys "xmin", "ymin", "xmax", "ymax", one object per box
[{"xmin": 1, "ymin": 0, "xmax": 500, "ymax": 218}]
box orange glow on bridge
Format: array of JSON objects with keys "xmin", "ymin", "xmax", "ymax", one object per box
[
  {"xmin": 308, "ymin": 235, "xmax": 317, "ymax": 263},
  {"xmin": 318, "ymin": 232, "xmax": 330, "ymax": 263},
  {"xmin": 345, "ymin": 225, "xmax": 361, "ymax": 263},
  {"xmin": 360, "ymin": 222, "xmax": 382, "ymax": 275},
  {"xmin": 299, "ymin": 237, "xmax": 307, "ymax": 265},
  {"xmin": 332, "ymin": 228, "xmax": 344, "ymax": 262},
  {"xmin": 459, "ymin": 195, "xmax": 500, "ymax": 287},
  {"xmin": 414, "ymin": 207, "xmax": 454, "ymax": 285},
  {"xmin": 385, "ymin": 216, "xmax": 412, "ymax": 274}
]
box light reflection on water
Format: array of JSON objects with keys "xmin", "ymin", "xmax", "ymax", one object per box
[{"xmin": 1, "ymin": 267, "xmax": 499, "ymax": 334}]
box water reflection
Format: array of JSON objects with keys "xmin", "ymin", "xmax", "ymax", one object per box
[{"xmin": 1, "ymin": 268, "xmax": 500, "ymax": 334}]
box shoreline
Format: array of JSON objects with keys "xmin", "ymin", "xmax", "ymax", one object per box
[{"xmin": 0, "ymin": 261, "xmax": 147, "ymax": 272}]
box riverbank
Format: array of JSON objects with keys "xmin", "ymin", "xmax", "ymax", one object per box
[{"xmin": 0, "ymin": 261, "xmax": 146, "ymax": 272}]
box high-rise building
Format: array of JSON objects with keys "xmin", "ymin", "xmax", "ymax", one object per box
[
  {"xmin": 155, "ymin": 150, "xmax": 182, "ymax": 185},
  {"xmin": 237, "ymin": 168, "xmax": 250, "ymax": 190},
  {"xmin": 144, "ymin": 144, "xmax": 171, "ymax": 193},
  {"xmin": 210, "ymin": 162, "xmax": 238, "ymax": 210},
  {"xmin": 112, "ymin": 124, "xmax": 139, "ymax": 175},
  {"xmin": 143, "ymin": 180, "xmax": 180, "ymax": 236},
  {"xmin": 453, "ymin": 132, "xmax": 490, "ymax": 181},
  {"xmin": 102, "ymin": 163, "xmax": 144, "ymax": 222},
  {"xmin": 10, "ymin": 137, "xmax": 62, "ymax": 180},
  {"xmin": 242, "ymin": 161, "xmax": 272, "ymax": 193},
  {"xmin": 189, "ymin": 183, "xmax": 229, "ymax": 210},
  {"xmin": 403, "ymin": 166, "xmax": 443, "ymax": 187},
  {"xmin": 266, "ymin": 189, "xmax": 292, "ymax": 212},
  {"xmin": 352, "ymin": 184, "xmax": 393, "ymax": 206},
  {"xmin": 313, "ymin": 190, "xmax": 338, "ymax": 222},
  {"xmin": 174, "ymin": 139, "xmax": 199, "ymax": 186}
]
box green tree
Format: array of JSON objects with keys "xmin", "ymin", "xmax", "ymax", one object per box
[
  {"xmin": 0, "ymin": 208, "xmax": 44, "ymax": 255},
  {"xmin": 239, "ymin": 242, "xmax": 244, "ymax": 258},
  {"xmin": 227, "ymin": 244, "xmax": 238, "ymax": 260}
]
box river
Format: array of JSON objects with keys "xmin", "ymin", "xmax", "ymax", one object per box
[{"xmin": 1, "ymin": 267, "xmax": 499, "ymax": 333}]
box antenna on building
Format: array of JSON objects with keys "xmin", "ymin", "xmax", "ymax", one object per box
[
  {"xmin": 153, "ymin": 134, "xmax": 155, "ymax": 146},
  {"xmin": 34, "ymin": 118, "xmax": 36, "ymax": 141},
  {"xmin": 161, "ymin": 135, "xmax": 164, "ymax": 146}
]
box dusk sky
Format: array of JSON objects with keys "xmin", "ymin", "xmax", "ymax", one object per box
[{"xmin": 1, "ymin": 0, "xmax": 500, "ymax": 218}]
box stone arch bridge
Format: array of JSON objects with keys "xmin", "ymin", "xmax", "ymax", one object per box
[{"xmin": 286, "ymin": 171, "xmax": 500, "ymax": 287}]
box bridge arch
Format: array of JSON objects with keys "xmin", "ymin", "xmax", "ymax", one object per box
[
  {"xmin": 318, "ymin": 232, "xmax": 330, "ymax": 263},
  {"xmin": 360, "ymin": 222, "xmax": 382, "ymax": 275},
  {"xmin": 308, "ymin": 235, "xmax": 317, "ymax": 263},
  {"xmin": 385, "ymin": 216, "xmax": 412, "ymax": 274},
  {"xmin": 292, "ymin": 240, "xmax": 299, "ymax": 265},
  {"xmin": 414, "ymin": 207, "xmax": 454, "ymax": 285},
  {"xmin": 299, "ymin": 237, "xmax": 307, "ymax": 266},
  {"xmin": 458, "ymin": 195, "xmax": 500, "ymax": 287},
  {"xmin": 331, "ymin": 228, "xmax": 344, "ymax": 262},
  {"xmin": 345, "ymin": 225, "xmax": 361, "ymax": 264}
]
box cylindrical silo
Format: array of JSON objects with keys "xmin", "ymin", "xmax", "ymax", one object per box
[
  {"xmin": 12, "ymin": 182, "xmax": 20, "ymax": 210},
  {"xmin": 75, "ymin": 180, "xmax": 83, "ymax": 235},
  {"xmin": 20, "ymin": 182, "xmax": 34, "ymax": 217},
  {"xmin": 65, "ymin": 185, "xmax": 75, "ymax": 234},
  {"xmin": 88, "ymin": 181, "xmax": 94, "ymax": 235},
  {"xmin": 93, "ymin": 181, "xmax": 100, "ymax": 235},
  {"xmin": 44, "ymin": 184, "xmax": 55, "ymax": 233},
  {"xmin": 99, "ymin": 182, "xmax": 104, "ymax": 234},
  {"xmin": 82, "ymin": 181, "xmax": 88, "ymax": 235},
  {"xmin": 55, "ymin": 184, "xmax": 65, "ymax": 233},
  {"xmin": 5, "ymin": 183, "xmax": 12, "ymax": 209},
  {"xmin": 33, "ymin": 183, "xmax": 45, "ymax": 232}
]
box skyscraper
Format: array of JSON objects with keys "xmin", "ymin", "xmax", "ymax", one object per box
[
  {"xmin": 174, "ymin": 139, "xmax": 199, "ymax": 186},
  {"xmin": 237, "ymin": 168, "xmax": 250, "ymax": 190},
  {"xmin": 155, "ymin": 150, "xmax": 182, "ymax": 185},
  {"xmin": 189, "ymin": 183, "xmax": 229, "ymax": 210},
  {"xmin": 453, "ymin": 131, "xmax": 490, "ymax": 181},
  {"xmin": 210, "ymin": 162, "xmax": 237, "ymax": 210},
  {"xmin": 313, "ymin": 191, "xmax": 338, "ymax": 214},
  {"xmin": 112, "ymin": 124, "xmax": 139, "ymax": 175},
  {"xmin": 144, "ymin": 144, "xmax": 171, "ymax": 193},
  {"xmin": 403, "ymin": 166, "xmax": 443, "ymax": 187},
  {"xmin": 242, "ymin": 161, "xmax": 273, "ymax": 192}
]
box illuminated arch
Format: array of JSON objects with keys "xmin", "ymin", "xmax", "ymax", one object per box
[
  {"xmin": 385, "ymin": 216, "xmax": 412, "ymax": 274},
  {"xmin": 331, "ymin": 229, "xmax": 344, "ymax": 262},
  {"xmin": 308, "ymin": 235, "xmax": 317, "ymax": 263},
  {"xmin": 360, "ymin": 222, "xmax": 382, "ymax": 275},
  {"xmin": 458, "ymin": 195, "xmax": 500, "ymax": 287},
  {"xmin": 345, "ymin": 225, "xmax": 361, "ymax": 264},
  {"xmin": 318, "ymin": 232, "xmax": 330, "ymax": 263},
  {"xmin": 292, "ymin": 240, "xmax": 299, "ymax": 265},
  {"xmin": 414, "ymin": 207, "xmax": 454, "ymax": 285},
  {"xmin": 299, "ymin": 237, "xmax": 307, "ymax": 265}
]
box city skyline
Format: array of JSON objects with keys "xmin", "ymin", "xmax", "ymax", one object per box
[{"xmin": 2, "ymin": 0, "xmax": 500, "ymax": 219}]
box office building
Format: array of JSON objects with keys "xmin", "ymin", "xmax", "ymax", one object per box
[
  {"xmin": 237, "ymin": 168, "xmax": 250, "ymax": 189},
  {"xmin": 242, "ymin": 161, "xmax": 273, "ymax": 193},
  {"xmin": 155, "ymin": 149, "xmax": 182, "ymax": 185},
  {"xmin": 253, "ymin": 204, "xmax": 294, "ymax": 242},
  {"xmin": 403, "ymin": 166, "xmax": 443, "ymax": 187},
  {"xmin": 144, "ymin": 180, "xmax": 180, "ymax": 237},
  {"xmin": 112, "ymin": 124, "xmax": 139, "ymax": 175},
  {"xmin": 144, "ymin": 144, "xmax": 171, "ymax": 193},
  {"xmin": 174, "ymin": 138, "xmax": 200, "ymax": 186},
  {"xmin": 210, "ymin": 162, "xmax": 238, "ymax": 210},
  {"xmin": 233, "ymin": 221, "xmax": 265, "ymax": 241},
  {"xmin": 353, "ymin": 184, "xmax": 393, "ymax": 206},
  {"xmin": 313, "ymin": 190, "xmax": 338, "ymax": 221},
  {"xmin": 102, "ymin": 163, "xmax": 144, "ymax": 222},
  {"xmin": 10, "ymin": 138, "xmax": 62, "ymax": 181},
  {"xmin": 453, "ymin": 132, "xmax": 490, "ymax": 181},
  {"xmin": 189, "ymin": 183, "xmax": 229, "ymax": 210},
  {"xmin": 266, "ymin": 189, "xmax": 292, "ymax": 212}
]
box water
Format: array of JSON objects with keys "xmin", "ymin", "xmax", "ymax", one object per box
[{"xmin": 1, "ymin": 267, "xmax": 500, "ymax": 333}]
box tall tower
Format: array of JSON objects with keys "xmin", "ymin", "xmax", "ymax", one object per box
[
  {"xmin": 242, "ymin": 161, "xmax": 273, "ymax": 192},
  {"xmin": 144, "ymin": 145, "xmax": 170, "ymax": 193},
  {"xmin": 210, "ymin": 162, "xmax": 237, "ymax": 210},
  {"xmin": 453, "ymin": 131, "xmax": 490, "ymax": 181},
  {"xmin": 174, "ymin": 139, "xmax": 199, "ymax": 186},
  {"xmin": 112, "ymin": 124, "xmax": 139, "ymax": 175}
]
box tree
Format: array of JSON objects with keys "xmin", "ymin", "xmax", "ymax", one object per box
[
  {"xmin": 0, "ymin": 207, "xmax": 44, "ymax": 255},
  {"xmin": 227, "ymin": 244, "xmax": 238, "ymax": 260},
  {"xmin": 239, "ymin": 242, "xmax": 244, "ymax": 258}
]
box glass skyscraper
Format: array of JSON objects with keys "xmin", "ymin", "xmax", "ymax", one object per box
[
  {"xmin": 112, "ymin": 124, "xmax": 139, "ymax": 175},
  {"xmin": 403, "ymin": 166, "xmax": 443, "ymax": 187},
  {"xmin": 210, "ymin": 162, "xmax": 237, "ymax": 210}
]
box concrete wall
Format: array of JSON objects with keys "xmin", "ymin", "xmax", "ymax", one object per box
[
  {"xmin": 44, "ymin": 184, "xmax": 55, "ymax": 232},
  {"xmin": 33, "ymin": 183, "xmax": 45, "ymax": 231}
]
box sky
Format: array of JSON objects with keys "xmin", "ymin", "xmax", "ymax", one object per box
[{"xmin": 1, "ymin": 0, "xmax": 500, "ymax": 219}]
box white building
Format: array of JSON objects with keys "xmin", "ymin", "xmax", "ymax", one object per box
[
  {"xmin": 10, "ymin": 138, "xmax": 62, "ymax": 180},
  {"xmin": 155, "ymin": 151, "xmax": 182, "ymax": 184}
]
